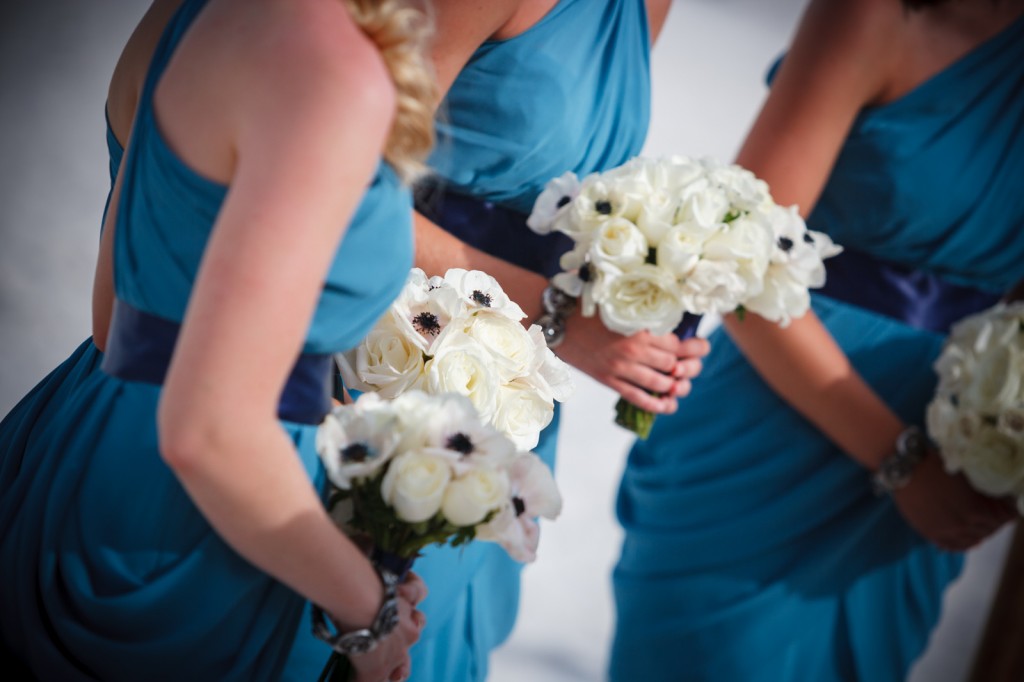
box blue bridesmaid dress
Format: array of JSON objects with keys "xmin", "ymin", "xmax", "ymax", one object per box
[
  {"xmin": 409, "ymin": 0, "xmax": 651, "ymax": 679},
  {"xmin": 0, "ymin": 1, "xmax": 413, "ymax": 679},
  {"xmin": 612, "ymin": 14, "xmax": 1024, "ymax": 682}
]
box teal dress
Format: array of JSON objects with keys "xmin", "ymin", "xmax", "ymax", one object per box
[
  {"xmin": 0, "ymin": 1, "xmax": 413, "ymax": 679},
  {"xmin": 409, "ymin": 1, "xmax": 651, "ymax": 679},
  {"xmin": 612, "ymin": 15, "xmax": 1024, "ymax": 681}
]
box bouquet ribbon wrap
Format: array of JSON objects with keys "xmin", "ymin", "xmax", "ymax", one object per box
[{"xmin": 817, "ymin": 247, "xmax": 1000, "ymax": 334}]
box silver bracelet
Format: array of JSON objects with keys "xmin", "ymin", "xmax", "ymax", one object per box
[
  {"xmin": 533, "ymin": 284, "xmax": 577, "ymax": 349},
  {"xmin": 311, "ymin": 568, "xmax": 400, "ymax": 656},
  {"xmin": 871, "ymin": 425, "xmax": 929, "ymax": 496}
]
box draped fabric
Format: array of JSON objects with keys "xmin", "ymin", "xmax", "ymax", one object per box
[
  {"xmin": 0, "ymin": 0, "xmax": 413, "ymax": 678},
  {"xmin": 410, "ymin": 1, "xmax": 652, "ymax": 679},
  {"xmin": 613, "ymin": 14, "xmax": 1024, "ymax": 681}
]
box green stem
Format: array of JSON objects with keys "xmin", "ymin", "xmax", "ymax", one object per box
[{"xmin": 615, "ymin": 397, "xmax": 656, "ymax": 439}]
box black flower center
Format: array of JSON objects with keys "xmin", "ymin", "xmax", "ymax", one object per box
[
  {"xmin": 341, "ymin": 443, "xmax": 370, "ymax": 463},
  {"xmin": 578, "ymin": 262, "xmax": 592, "ymax": 282},
  {"xmin": 595, "ymin": 200, "xmax": 613, "ymax": 215},
  {"xmin": 471, "ymin": 290, "xmax": 493, "ymax": 307},
  {"xmin": 803, "ymin": 232, "xmax": 815, "ymax": 244},
  {"xmin": 513, "ymin": 496, "xmax": 526, "ymax": 517},
  {"xmin": 777, "ymin": 236, "xmax": 794, "ymax": 252},
  {"xmin": 446, "ymin": 433, "xmax": 475, "ymax": 455},
  {"xmin": 556, "ymin": 195, "xmax": 571, "ymax": 209},
  {"xmin": 646, "ymin": 247, "xmax": 658, "ymax": 265},
  {"xmin": 413, "ymin": 311, "xmax": 441, "ymax": 336}
]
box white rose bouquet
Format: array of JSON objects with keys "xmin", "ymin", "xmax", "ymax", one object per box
[
  {"xmin": 926, "ymin": 302, "xmax": 1024, "ymax": 514},
  {"xmin": 527, "ymin": 155, "xmax": 842, "ymax": 438},
  {"xmin": 314, "ymin": 390, "xmax": 562, "ymax": 679},
  {"xmin": 338, "ymin": 268, "xmax": 574, "ymax": 452}
]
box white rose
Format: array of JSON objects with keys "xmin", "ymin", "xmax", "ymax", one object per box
[
  {"xmin": 594, "ymin": 263, "xmax": 685, "ymax": 336},
  {"xmin": 441, "ymin": 469, "xmax": 510, "ymax": 526},
  {"xmin": 961, "ymin": 424, "xmax": 1024, "ymax": 498},
  {"xmin": 426, "ymin": 334, "xmax": 501, "ymax": 422},
  {"xmin": 524, "ymin": 325, "xmax": 575, "ymax": 403},
  {"xmin": 657, "ymin": 223, "xmax": 714, "ymax": 278},
  {"xmin": 380, "ymin": 451, "xmax": 453, "ymax": 522},
  {"xmin": 661, "ymin": 156, "xmax": 706, "ymax": 193},
  {"xmin": 963, "ymin": 344, "xmax": 1023, "ymax": 413},
  {"xmin": 336, "ymin": 316, "xmax": 426, "ymax": 399},
  {"xmin": 462, "ymin": 310, "xmax": 538, "ymax": 383},
  {"xmin": 702, "ymin": 215, "xmax": 773, "ymax": 300},
  {"xmin": 933, "ymin": 344, "xmax": 976, "ymax": 398},
  {"xmin": 442, "ymin": 268, "xmax": 526, "ymax": 321},
  {"xmin": 589, "ymin": 217, "xmax": 649, "ymax": 270},
  {"xmin": 679, "ymin": 258, "xmax": 748, "ymax": 316},
  {"xmin": 705, "ymin": 161, "xmax": 772, "ymax": 213},
  {"xmin": 927, "ymin": 398, "xmax": 969, "ymax": 473},
  {"xmin": 492, "ymin": 380, "xmax": 555, "ymax": 451},
  {"xmin": 674, "ymin": 187, "xmax": 729, "ymax": 229},
  {"xmin": 527, "ymin": 171, "xmax": 580, "ymax": 235},
  {"xmin": 743, "ymin": 265, "xmax": 812, "ymax": 326}
]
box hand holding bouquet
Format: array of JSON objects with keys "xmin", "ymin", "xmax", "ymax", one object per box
[
  {"xmin": 338, "ymin": 268, "xmax": 574, "ymax": 451},
  {"xmin": 527, "ymin": 155, "xmax": 842, "ymax": 437},
  {"xmin": 314, "ymin": 390, "xmax": 562, "ymax": 679},
  {"xmin": 926, "ymin": 302, "xmax": 1024, "ymax": 514}
]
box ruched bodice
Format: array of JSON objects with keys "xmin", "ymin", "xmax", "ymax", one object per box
[
  {"xmin": 801, "ymin": 13, "xmax": 1024, "ymax": 293},
  {"xmin": 429, "ymin": 0, "xmax": 651, "ymax": 214}
]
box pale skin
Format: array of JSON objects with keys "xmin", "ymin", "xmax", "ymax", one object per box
[
  {"xmin": 92, "ymin": 1, "xmax": 425, "ymax": 680},
  {"xmin": 414, "ymin": 0, "xmax": 710, "ymax": 415},
  {"xmin": 724, "ymin": 0, "xmax": 1023, "ymax": 551}
]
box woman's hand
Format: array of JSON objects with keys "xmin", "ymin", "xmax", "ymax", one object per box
[
  {"xmin": 557, "ymin": 314, "xmax": 710, "ymax": 414},
  {"xmin": 351, "ymin": 572, "xmax": 428, "ymax": 682},
  {"xmin": 893, "ymin": 451, "xmax": 1017, "ymax": 552}
]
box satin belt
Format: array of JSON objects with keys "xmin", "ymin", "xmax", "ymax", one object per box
[
  {"xmin": 817, "ymin": 248, "xmax": 1001, "ymax": 335},
  {"xmin": 101, "ymin": 299, "xmax": 333, "ymax": 425},
  {"xmin": 415, "ymin": 183, "xmax": 575, "ymax": 279}
]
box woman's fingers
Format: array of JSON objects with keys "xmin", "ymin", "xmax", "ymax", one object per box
[
  {"xmin": 398, "ymin": 571, "xmax": 427, "ymax": 606},
  {"xmin": 608, "ymin": 378, "xmax": 678, "ymax": 414}
]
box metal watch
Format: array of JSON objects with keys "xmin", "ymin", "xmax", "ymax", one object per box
[
  {"xmin": 311, "ymin": 570, "xmax": 400, "ymax": 656},
  {"xmin": 534, "ymin": 284, "xmax": 577, "ymax": 349},
  {"xmin": 872, "ymin": 425, "xmax": 929, "ymax": 496}
]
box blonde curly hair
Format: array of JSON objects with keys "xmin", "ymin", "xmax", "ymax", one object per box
[{"xmin": 344, "ymin": 0, "xmax": 437, "ymax": 183}]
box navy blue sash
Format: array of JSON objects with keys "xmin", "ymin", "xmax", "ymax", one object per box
[
  {"xmin": 415, "ymin": 183, "xmax": 575, "ymax": 279},
  {"xmin": 817, "ymin": 248, "xmax": 1001, "ymax": 334},
  {"xmin": 102, "ymin": 299, "xmax": 332, "ymax": 425}
]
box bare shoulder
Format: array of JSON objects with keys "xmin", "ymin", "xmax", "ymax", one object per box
[
  {"xmin": 780, "ymin": 0, "xmax": 907, "ymax": 105},
  {"xmin": 225, "ymin": 0, "xmax": 396, "ymax": 125},
  {"xmin": 797, "ymin": 0, "xmax": 903, "ymax": 63}
]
